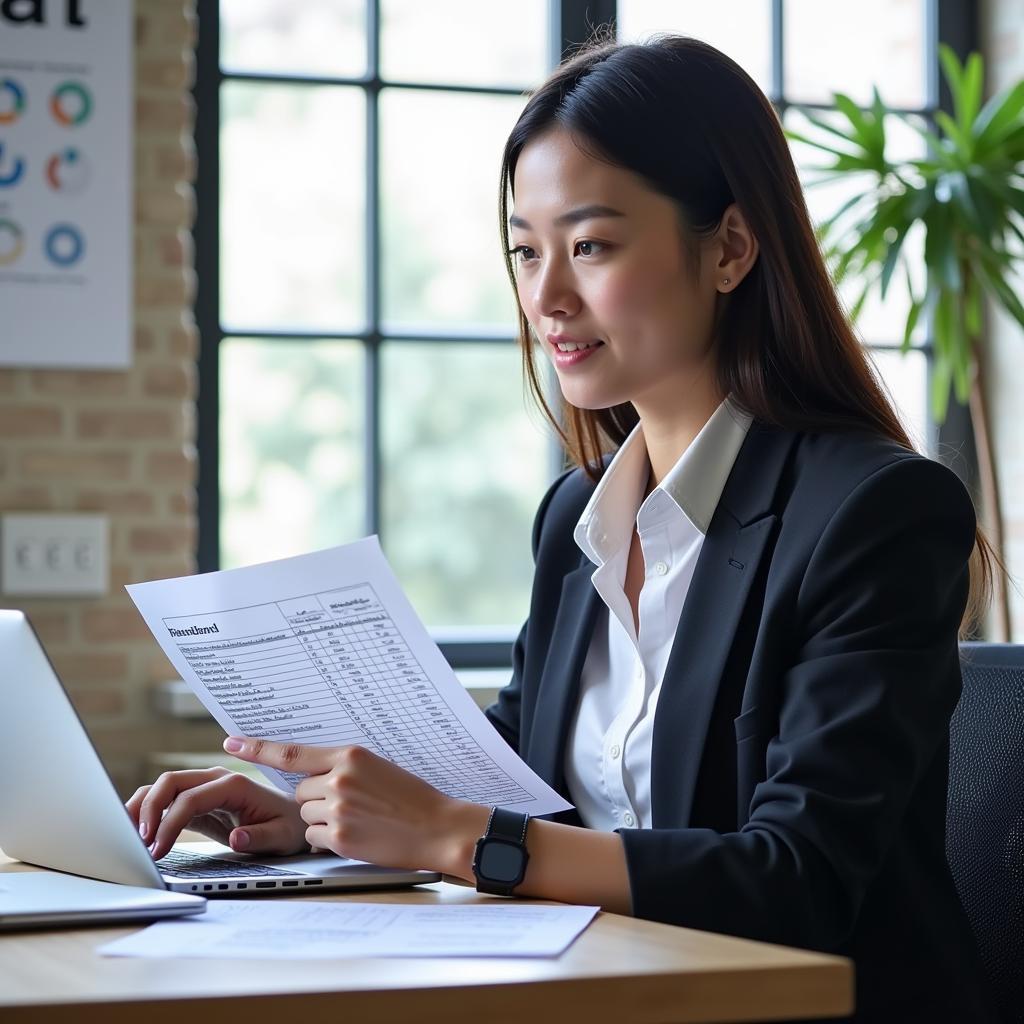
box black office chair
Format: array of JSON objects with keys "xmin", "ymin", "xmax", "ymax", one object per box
[{"xmin": 948, "ymin": 642, "xmax": 1024, "ymax": 1024}]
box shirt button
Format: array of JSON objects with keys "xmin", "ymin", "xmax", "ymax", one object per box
[
  {"xmin": 610, "ymin": 744, "xmax": 621, "ymax": 759},
  {"xmin": 653, "ymin": 561, "xmax": 669, "ymax": 576},
  {"xmin": 623, "ymin": 811, "xmax": 635, "ymax": 827}
]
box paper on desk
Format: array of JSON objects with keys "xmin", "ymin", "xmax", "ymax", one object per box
[
  {"xmin": 97, "ymin": 899, "xmax": 599, "ymax": 959},
  {"xmin": 125, "ymin": 536, "xmax": 571, "ymax": 816}
]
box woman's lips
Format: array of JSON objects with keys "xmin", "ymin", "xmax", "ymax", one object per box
[{"xmin": 547, "ymin": 335, "xmax": 604, "ymax": 368}]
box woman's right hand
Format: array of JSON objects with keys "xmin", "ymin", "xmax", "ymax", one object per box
[{"xmin": 124, "ymin": 767, "xmax": 309, "ymax": 862}]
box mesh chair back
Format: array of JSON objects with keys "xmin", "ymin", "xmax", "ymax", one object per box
[{"xmin": 949, "ymin": 642, "xmax": 1024, "ymax": 1024}]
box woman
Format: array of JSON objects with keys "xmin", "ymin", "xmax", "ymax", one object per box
[{"xmin": 128, "ymin": 33, "xmax": 1002, "ymax": 1023}]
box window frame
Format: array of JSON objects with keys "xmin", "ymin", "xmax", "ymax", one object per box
[{"xmin": 193, "ymin": 0, "xmax": 979, "ymax": 671}]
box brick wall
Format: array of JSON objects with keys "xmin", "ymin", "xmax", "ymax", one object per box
[
  {"xmin": 980, "ymin": 0, "xmax": 1024, "ymax": 640},
  {"xmin": 0, "ymin": 0, "xmax": 216, "ymax": 795}
]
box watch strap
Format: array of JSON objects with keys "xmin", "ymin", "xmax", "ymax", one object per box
[{"xmin": 487, "ymin": 806, "xmax": 529, "ymax": 846}]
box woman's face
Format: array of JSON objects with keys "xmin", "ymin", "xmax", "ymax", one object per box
[{"xmin": 509, "ymin": 127, "xmax": 726, "ymax": 416}]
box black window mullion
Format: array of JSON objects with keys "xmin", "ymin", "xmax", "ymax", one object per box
[
  {"xmin": 194, "ymin": 0, "xmax": 221, "ymax": 574},
  {"xmin": 365, "ymin": 0, "xmax": 382, "ymax": 540}
]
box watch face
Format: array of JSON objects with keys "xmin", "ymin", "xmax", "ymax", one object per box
[{"xmin": 478, "ymin": 839, "xmax": 524, "ymax": 882}]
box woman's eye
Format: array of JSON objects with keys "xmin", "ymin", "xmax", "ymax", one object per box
[
  {"xmin": 507, "ymin": 241, "xmax": 605, "ymax": 262},
  {"xmin": 507, "ymin": 245, "xmax": 536, "ymax": 262}
]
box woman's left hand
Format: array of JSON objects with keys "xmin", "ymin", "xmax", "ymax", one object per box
[{"xmin": 222, "ymin": 735, "xmax": 487, "ymax": 876}]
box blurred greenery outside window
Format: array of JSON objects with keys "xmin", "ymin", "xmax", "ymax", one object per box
[{"xmin": 202, "ymin": 0, "xmax": 963, "ymax": 664}]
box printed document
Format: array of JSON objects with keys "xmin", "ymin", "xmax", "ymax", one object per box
[
  {"xmin": 126, "ymin": 537, "xmax": 572, "ymax": 816},
  {"xmin": 97, "ymin": 899, "xmax": 600, "ymax": 959}
]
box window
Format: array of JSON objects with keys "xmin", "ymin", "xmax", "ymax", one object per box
[{"xmin": 196, "ymin": 0, "xmax": 975, "ymax": 665}]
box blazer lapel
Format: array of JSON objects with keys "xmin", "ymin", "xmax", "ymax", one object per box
[
  {"xmin": 651, "ymin": 422, "xmax": 798, "ymax": 828},
  {"xmin": 525, "ymin": 558, "xmax": 601, "ymax": 799}
]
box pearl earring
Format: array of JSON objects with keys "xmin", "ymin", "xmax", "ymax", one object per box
[{"xmin": 722, "ymin": 277, "xmax": 731, "ymax": 286}]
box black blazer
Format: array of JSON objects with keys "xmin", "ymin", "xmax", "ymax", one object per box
[{"xmin": 485, "ymin": 419, "xmax": 998, "ymax": 1024}]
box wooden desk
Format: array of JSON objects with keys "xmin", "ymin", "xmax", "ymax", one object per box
[{"xmin": 0, "ymin": 851, "xmax": 853, "ymax": 1023}]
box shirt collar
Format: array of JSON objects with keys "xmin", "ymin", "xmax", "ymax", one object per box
[{"xmin": 573, "ymin": 393, "xmax": 753, "ymax": 566}]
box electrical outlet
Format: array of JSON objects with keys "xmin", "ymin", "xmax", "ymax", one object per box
[{"xmin": 1, "ymin": 513, "xmax": 109, "ymax": 596}]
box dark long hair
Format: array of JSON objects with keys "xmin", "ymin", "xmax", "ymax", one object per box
[{"xmin": 498, "ymin": 28, "xmax": 1002, "ymax": 641}]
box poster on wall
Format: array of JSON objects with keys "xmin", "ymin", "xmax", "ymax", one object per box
[{"xmin": 0, "ymin": 1, "xmax": 133, "ymax": 368}]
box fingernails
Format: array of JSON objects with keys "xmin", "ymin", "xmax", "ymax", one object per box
[
  {"xmin": 232, "ymin": 829, "xmax": 250, "ymax": 850},
  {"xmin": 139, "ymin": 820, "xmax": 148, "ymax": 842},
  {"xmin": 223, "ymin": 736, "xmax": 243, "ymax": 753}
]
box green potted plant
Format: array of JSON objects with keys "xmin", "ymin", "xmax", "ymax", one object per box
[{"xmin": 784, "ymin": 45, "xmax": 1024, "ymax": 639}]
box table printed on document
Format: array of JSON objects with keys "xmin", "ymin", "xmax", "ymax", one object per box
[{"xmin": 164, "ymin": 585, "xmax": 529, "ymax": 804}]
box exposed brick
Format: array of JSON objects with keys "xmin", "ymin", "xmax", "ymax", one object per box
[
  {"xmin": 167, "ymin": 490, "xmax": 195, "ymax": 516},
  {"xmin": 76, "ymin": 409, "xmax": 176, "ymax": 439},
  {"xmin": 167, "ymin": 323, "xmax": 199, "ymax": 359},
  {"xmin": 147, "ymin": 447, "xmax": 196, "ymax": 484},
  {"xmin": 0, "ymin": 370, "xmax": 20, "ymax": 393},
  {"xmin": 136, "ymin": 95, "xmax": 190, "ymax": 135},
  {"xmin": 20, "ymin": 450, "xmax": 133, "ymax": 481},
  {"xmin": 136, "ymin": 187, "xmax": 191, "ymax": 227},
  {"xmin": 81, "ymin": 607, "xmax": 153, "ymax": 644},
  {"xmin": 130, "ymin": 524, "xmax": 195, "ymax": 556},
  {"xmin": 75, "ymin": 489, "xmax": 157, "ymax": 516},
  {"xmin": 0, "ymin": 405, "xmax": 63, "ymax": 438},
  {"xmin": 144, "ymin": 364, "xmax": 193, "ymax": 399},
  {"xmin": 3, "ymin": 607, "xmax": 72, "ymax": 645},
  {"xmin": 140, "ymin": 558, "xmax": 196, "ymax": 581},
  {"xmin": 52, "ymin": 652, "xmax": 129, "ymax": 685},
  {"xmin": 136, "ymin": 275, "xmax": 189, "ymax": 309},
  {"xmin": 67, "ymin": 687, "xmax": 127, "ymax": 717},
  {"xmin": 30, "ymin": 371, "xmax": 130, "ymax": 397},
  {"xmin": 155, "ymin": 140, "xmax": 195, "ymax": 183},
  {"xmin": 138, "ymin": 57, "xmax": 190, "ymax": 91},
  {"xmin": 134, "ymin": 324, "xmax": 157, "ymax": 354},
  {"xmin": 0, "ymin": 486, "xmax": 54, "ymax": 510}
]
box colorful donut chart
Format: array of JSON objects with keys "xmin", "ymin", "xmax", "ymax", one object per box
[
  {"xmin": 44, "ymin": 224, "xmax": 85, "ymax": 267},
  {"xmin": 0, "ymin": 78, "xmax": 25, "ymax": 125},
  {"xmin": 0, "ymin": 219, "xmax": 25, "ymax": 266},
  {"xmin": 50, "ymin": 81, "xmax": 92, "ymax": 126},
  {"xmin": 45, "ymin": 148, "xmax": 90, "ymax": 193}
]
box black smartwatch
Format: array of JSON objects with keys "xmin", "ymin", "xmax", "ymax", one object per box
[{"xmin": 471, "ymin": 806, "xmax": 530, "ymax": 896}]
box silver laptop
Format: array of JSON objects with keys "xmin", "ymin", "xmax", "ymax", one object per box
[{"xmin": 0, "ymin": 609, "xmax": 441, "ymax": 896}]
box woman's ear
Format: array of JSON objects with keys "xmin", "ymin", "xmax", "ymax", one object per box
[{"xmin": 714, "ymin": 203, "xmax": 759, "ymax": 292}]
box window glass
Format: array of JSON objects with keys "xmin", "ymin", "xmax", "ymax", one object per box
[
  {"xmin": 784, "ymin": 0, "xmax": 928, "ymax": 108},
  {"xmin": 868, "ymin": 347, "xmax": 929, "ymax": 451},
  {"xmin": 220, "ymin": 340, "xmax": 365, "ymax": 568},
  {"xmin": 380, "ymin": 89, "xmax": 525, "ymax": 332},
  {"xmin": 220, "ymin": 83, "xmax": 366, "ymax": 333},
  {"xmin": 381, "ymin": 0, "xmax": 548, "ymax": 88},
  {"xmin": 220, "ymin": 0, "xmax": 366, "ymax": 78},
  {"xmin": 785, "ymin": 108, "xmax": 929, "ymax": 346},
  {"xmin": 617, "ymin": 0, "xmax": 772, "ymax": 92},
  {"xmin": 380, "ymin": 342, "xmax": 550, "ymax": 627}
]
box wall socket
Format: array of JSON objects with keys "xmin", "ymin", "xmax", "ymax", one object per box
[{"xmin": 1, "ymin": 513, "xmax": 109, "ymax": 597}]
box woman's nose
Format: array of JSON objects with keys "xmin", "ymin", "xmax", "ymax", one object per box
[{"xmin": 531, "ymin": 260, "xmax": 581, "ymax": 320}]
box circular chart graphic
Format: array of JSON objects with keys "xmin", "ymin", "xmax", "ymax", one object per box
[
  {"xmin": 0, "ymin": 219, "xmax": 25, "ymax": 266},
  {"xmin": 0, "ymin": 143, "xmax": 26, "ymax": 188},
  {"xmin": 44, "ymin": 223, "xmax": 85, "ymax": 267},
  {"xmin": 0, "ymin": 78, "xmax": 26, "ymax": 125},
  {"xmin": 45, "ymin": 147, "xmax": 91, "ymax": 194},
  {"xmin": 50, "ymin": 81, "xmax": 92, "ymax": 126}
]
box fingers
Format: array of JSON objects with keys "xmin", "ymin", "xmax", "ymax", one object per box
[
  {"xmin": 133, "ymin": 767, "xmax": 229, "ymax": 845},
  {"xmin": 227, "ymin": 819, "xmax": 305, "ymax": 857},
  {"xmin": 147, "ymin": 773, "xmax": 250, "ymax": 861},
  {"xmin": 124, "ymin": 784, "xmax": 151, "ymax": 828},
  {"xmin": 298, "ymin": 798, "xmax": 330, "ymax": 827},
  {"xmin": 223, "ymin": 736, "xmax": 338, "ymax": 776}
]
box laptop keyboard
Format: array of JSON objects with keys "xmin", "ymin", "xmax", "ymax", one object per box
[{"xmin": 156, "ymin": 849, "xmax": 304, "ymax": 879}]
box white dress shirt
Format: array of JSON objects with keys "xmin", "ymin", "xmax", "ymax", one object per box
[{"xmin": 564, "ymin": 393, "xmax": 753, "ymax": 831}]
